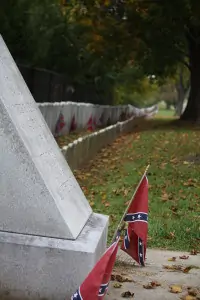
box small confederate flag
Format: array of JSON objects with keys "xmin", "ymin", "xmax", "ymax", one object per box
[
  {"xmin": 121, "ymin": 175, "xmax": 148, "ymax": 266},
  {"xmin": 71, "ymin": 235, "xmax": 120, "ymax": 300},
  {"xmin": 55, "ymin": 112, "xmax": 65, "ymax": 134},
  {"xmin": 70, "ymin": 114, "xmax": 76, "ymax": 132},
  {"xmin": 87, "ymin": 115, "xmax": 96, "ymax": 131},
  {"xmin": 87, "ymin": 115, "xmax": 93, "ymax": 131}
]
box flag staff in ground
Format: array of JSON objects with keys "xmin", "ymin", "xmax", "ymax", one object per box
[{"xmin": 111, "ymin": 164, "xmax": 150, "ymax": 244}]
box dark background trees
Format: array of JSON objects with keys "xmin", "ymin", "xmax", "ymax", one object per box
[{"xmin": 0, "ymin": 0, "xmax": 198, "ymax": 120}]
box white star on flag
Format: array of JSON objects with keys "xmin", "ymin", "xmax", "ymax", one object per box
[{"xmin": 137, "ymin": 214, "xmax": 141, "ymax": 219}]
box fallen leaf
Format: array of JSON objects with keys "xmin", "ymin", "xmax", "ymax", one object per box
[
  {"xmin": 163, "ymin": 265, "xmax": 183, "ymax": 271},
  {"xmin": 111, "ymin": 274, "xmax": 116, "ymax": 281},
  {"xmin": 143, "ymin": 283, "xmax": 155, "ymax": 289},
  {"xmin": 183, "ymin": 179, "xmax": 197, "ymax": 187},
  {"xmin": 183, "ymin": 266, "xmax": 193, "ymax": 273},
  {"xmin": 123, "ymin": 189, "xmax": 129, "ymax": 197},
  {"xmin": 89, "ymin": 201, "xmax": 95, "ymax": 207},
  {"xmin": 170, "ymin": 285, "xmax": 182, "ymax": 293},
  {"xmin": 188, "ymin": 288, "xmax": 198, "ymax": 296},
  {"xmin": 171, "ymin": 205, "xmax": 178, "ymax": 212},
  {"xmin": 116, "ymin": 274, "xmax": 133, "ymax": 283},
  {"xmin": 181, "ymin": 295, "xmax": 196, "ymax": 300},
  {"xmin": 143, "ymin": 281, "xmax": 161, "ymax": 289},
  {"xmin": 102, "ymin": 194, "xmax": 107, "ymax": 200},
  {"xmin": 190, "ymin": 249, "xmax": 198, "ymax": 255},
  {"xmin": 113, "ymin": 282, "xmax": 122, "ymax": 288},
  {"xmin": 168, "ymin": 257, "xmax": 176, "ymax": 261},
  {"xmin": 121, "ymin": 291, "xmax": 134, "ymax": 298},
  {"xmin": 169, "ymin": 231, "xmax": 176, "ymax": 239},
  {"xmin": 179, "ymin": 255, "xmax": 189, "ymax": 260},
  {"xmin": 161, "ymin": 192, "xmax": 169, "ymax": 201}
]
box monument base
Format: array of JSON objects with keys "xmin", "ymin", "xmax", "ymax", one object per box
[{"xmin": 0, "ymin": 213, "xmax": 108, "ymax": 300}]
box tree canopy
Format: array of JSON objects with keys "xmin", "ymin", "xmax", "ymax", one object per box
[{"xmin": 1, "ymin": 0, "xmax": 200, "ymax": 120}]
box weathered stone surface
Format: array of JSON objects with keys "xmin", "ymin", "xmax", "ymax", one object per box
[
  {"xmin": 0, "ymin": 213, "xmax": 109, "ymax": 300},
  {"xmin": 0, "ymin": 35, "xmax": 92, "ymax": 239}
]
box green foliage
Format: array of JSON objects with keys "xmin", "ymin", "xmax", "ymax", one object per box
[
  {"xmin": 114, "ymin": 75, "xmax": 159, "ymax": 107},
  {"xmin": 0, "ymin": 0, "xmax": 128, "ymax": 102},
  {"xmin": 0, "ymin": 0, "xmax": 197, "ymax": 108}
]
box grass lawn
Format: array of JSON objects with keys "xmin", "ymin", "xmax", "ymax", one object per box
[
  {"xmin": 155, "ymin": 108, "xmax": 175, "ymax": 118},
  {"xmin": 74, "ymin": 117, "xmax": 200, "ymax": 251}
]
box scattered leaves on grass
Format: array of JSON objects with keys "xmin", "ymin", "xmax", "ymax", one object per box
[
  {"xmin": 89, "ymin": 200, "xmax": 95, "ymax": 207},
  {"xmin": 165, "ymin": 231, "xmax": 176, "ymax": 240},
  {"xmin": 74, "ymin": 119, "xmax": 200, "ymax": 249},
  {"xmin": 183, "ymin": 179, "xmax": 198, "ymax": 187},
  {"xmin": 161, "ymin": 192, "xmax": 169, "ymax": 202},
  {"xmin": 121, "ymin": 291, "xmax": 134, "ymax": 298},
  {"xmin": 143, "ymin": 281, "xmax": 161, "ymax": 289},
  {"xmin": 170, "ymin": 285, "xmax": 182, "ymax": 293}
]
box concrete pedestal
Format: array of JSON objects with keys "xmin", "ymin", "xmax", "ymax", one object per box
[{"xmin": 0, "ymin": 213, "xmax": 108, "ymax": 300}]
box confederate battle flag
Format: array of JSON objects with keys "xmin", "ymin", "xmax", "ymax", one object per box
[
  {"xmin": 87, "ymin": 115, "xmax": 96, "ymax": 131},
  {"xmin": 71, "ymin": 235, "xmax": 120, "ymax": 300},
  {"xmin": 70, "ymin": 114, "xmax": 76, "ymax": 132},
  {"xmin": 121, "ymin": 175, "xmax": 148, "ymax": 266},
  {"xmin": 87, "ymin": 115, "xmax": 93, "ymax": 131},
  {"xmin": 55, "ymin": 112, "xmax": 65, "ymax": 134}
]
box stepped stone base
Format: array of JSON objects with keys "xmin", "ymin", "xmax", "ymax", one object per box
[{"xmin": 0, "ymin": 213, "xmax": 108, "ymax": 300}]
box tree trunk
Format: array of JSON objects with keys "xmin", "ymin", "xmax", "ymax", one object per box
[
  {"xmin": 175, "ymin": 68, "xmax": 185, "ymax": 116},
  {"xmin": 181, "ymin": 30, "xmax": 200, "ymax": 122}
]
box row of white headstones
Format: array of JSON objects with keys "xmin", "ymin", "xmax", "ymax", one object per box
[{"xmin": 38, "ymin": 102, "xmax": 157, "ymax": 135}]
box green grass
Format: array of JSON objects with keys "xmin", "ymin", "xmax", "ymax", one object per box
[
  {"xmin": 74, "ymin": 118, "xmax": 200, "ymax": 251},
  {"xmin": 156, "ymin": 108, "xmax": 175, "ymax": 118}
]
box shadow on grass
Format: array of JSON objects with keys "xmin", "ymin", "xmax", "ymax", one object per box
[{"xmin": 133, "ymin": 117, "xmax": 200, "ymax": 133}]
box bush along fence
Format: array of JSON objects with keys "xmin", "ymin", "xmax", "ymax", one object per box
[{"xmin": 38, "ymin": 101, "xmax": 158, "ymax": 137}]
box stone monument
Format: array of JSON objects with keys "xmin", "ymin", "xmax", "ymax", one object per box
[{"xmin": 0, "ymin": 35, "xmax": 108, "ymax": 299}]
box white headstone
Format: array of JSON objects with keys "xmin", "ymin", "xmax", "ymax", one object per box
[{"xmin": 0, "ymin": 35, "xmax": 92, "ymax": 240}]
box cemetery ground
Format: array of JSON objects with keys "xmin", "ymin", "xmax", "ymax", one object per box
[
  {"xmin": 73, "ymin": 117, "xmax": 200, "ymax": 299},
  {"xmin": 74, "ymin": 117, "xmax": 200, "ymax": 251}
]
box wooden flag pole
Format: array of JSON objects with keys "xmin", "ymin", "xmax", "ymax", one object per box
[{"xmin": 111, "ymin": 164, "xmax": 150, "ymax": 243}]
